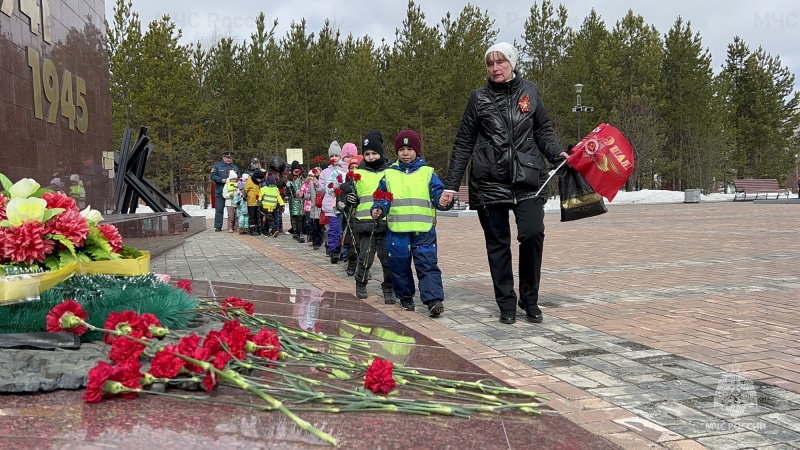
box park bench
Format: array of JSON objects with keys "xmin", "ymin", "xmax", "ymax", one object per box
[
  {"xmin": 453, "ymin": 185, "xmax": 470, "ymax": 210},
  {"xmin": 732, "ymin": 179, "xmax": 790, "ymax": 201}
]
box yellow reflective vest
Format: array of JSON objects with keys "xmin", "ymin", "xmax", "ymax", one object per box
[
  {"xmin": 354, "ymin": 169, "xmax": 385, "ymax": 221},
  {"xmin": 383, "ymin": 165, "xmax": 435, "ymax": 233},
  {"xmin": 259, "ymin": 186, "xmax": 283, "ymax": 211}
]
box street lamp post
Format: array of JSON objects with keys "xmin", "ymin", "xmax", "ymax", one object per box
[{"xmin": 572, "ymin": 83, "xmax": 594, "ymax": 141}]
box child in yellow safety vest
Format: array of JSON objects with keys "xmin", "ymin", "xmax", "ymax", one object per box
[
  {"xmin": 339, "ymin": 131, "xmax": 394, "ymax": 302},
  {"xmin": 370, "ymin": 130, "xmax": 454, "ymax": 317},
  {"xmin": 260, "ymin": 175, "xmax": 285, "ymax": 238}
]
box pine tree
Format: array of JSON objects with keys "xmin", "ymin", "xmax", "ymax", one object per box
[
  {"xmin": 205, "ymin": 37, "xmax": 245, "ymax": 153},
  {"xmin": 597, "ymin": 9, "xmax": 665, "ymax": 189},
  {"xmin": 135, "ymin": 16, "xmax": 207, "ymax": 197},
  {"xmin": 661, "ymin": 17, "xmax": 723, "ymax": 191},
  {"xmin": 385, "ymin": 1, "xmax": 445, "ymax": 169},
  {"xmin": 106, "ymin": 0, "xmax": 143, "ymax": 149},
  {"xmin": 720, "ymin": 37, "xmax": 800, "ymax": 181},
  {"xmin": 551, "ymin": 10, "xmax": 609, "ymax": 145},
  {"xmin": 439, "ymin": 5, "xmax": 497, "ymax": 180},
  {"xmin": 519, "ymin": 0, "xmax": 570, "ymax": 99}
]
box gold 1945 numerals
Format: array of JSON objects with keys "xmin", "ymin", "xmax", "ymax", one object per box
[{"xmin": 27, "ymin": 47, "xmax": 88, "ymax": 133}]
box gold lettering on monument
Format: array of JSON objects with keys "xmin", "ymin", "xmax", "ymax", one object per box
[
  {"xmin": 19, "ymin": 0, "xmax": 39, "ymax": 34},
  {"xmin": 7, "ymin": 1, "xmax": 88, "ymax": 132},
  {"xmin": 75, "ymin": 76, "xmax": 88, "ymax": 133},
  {"xmin": 26, "ymin": 47, "xmax": 43, "ymax": 119},
  {"xmin": 0, "ymin": 0, "xmax": 13, "ymax": 17},
  {"xmin": 42, "ymin": 57, "xmax": 58, "ymax": 123},
  {"xmin": 41, "ymin": 0, "xmax": 51, "ymax": 43},
  {"xmin": 27, "ymin": 47, "xmax": 89, "ymax": 132},
  {"xmin": 4, "ymin": 0, "xmax": 51, "ymax": 43}
]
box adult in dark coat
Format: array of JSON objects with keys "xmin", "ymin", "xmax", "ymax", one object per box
[
  {"xmin": 210, "ymin": 151, "xmax": 240, "ymax": 231},
  {"xmin": 441, "ymin": 42, "xmax": 569, "ymax": 325}
]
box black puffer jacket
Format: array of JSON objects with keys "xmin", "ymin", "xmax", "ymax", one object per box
[{"xmin": 444, "ymin": 74, "xmax": 564, "ymax": 207}]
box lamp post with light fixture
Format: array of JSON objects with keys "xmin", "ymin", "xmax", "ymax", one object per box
[{"xmin": 572, "ymin": 83, "xmax": 594, "ymax": 141}]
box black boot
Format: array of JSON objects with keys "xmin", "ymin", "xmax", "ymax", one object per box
[
  {"xmin": 355, "ymin": 283, "xmax": 368, "ymax": 299},
  {"xmin": 382, "ymin": 288, "xmax": 396, "ymax": 305}
]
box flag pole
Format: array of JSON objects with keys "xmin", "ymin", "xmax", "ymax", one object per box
[{"xmin": 535, "ymin": 160, "xmax": 568, "ymax": 197}]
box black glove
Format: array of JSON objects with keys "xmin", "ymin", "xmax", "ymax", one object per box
[
  {"xmin": 345, "ymin": 193, "xmax": 358, "ymax": 204},
  {"xmin": 337, "ymin": 201, "xmax": 346, "ymax": 211}
]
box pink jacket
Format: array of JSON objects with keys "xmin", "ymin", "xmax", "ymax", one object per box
[{"xmin": 322, "ymin": 160, "xmax": 349, "ymax": 216}]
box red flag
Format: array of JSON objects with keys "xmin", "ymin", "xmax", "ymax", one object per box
[{"xmin": 566, "ymin": 123, "xmax": 634, "ymax": 201}]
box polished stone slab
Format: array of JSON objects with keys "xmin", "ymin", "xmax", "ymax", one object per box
[{"xmin": 0, "ymin": 281, "xmax": 621, "ymax": 449}]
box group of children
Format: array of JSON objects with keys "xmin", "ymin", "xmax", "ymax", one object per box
[{"xmin": 222, "ymin": 129, "xmax": 454, "ymax": 318}]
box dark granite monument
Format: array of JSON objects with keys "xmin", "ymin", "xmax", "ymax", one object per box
[{"xmin": 0, "ymin": 0, "xmax": 112, "ymax": 210}]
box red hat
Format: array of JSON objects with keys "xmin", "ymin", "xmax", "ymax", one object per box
[
  {"xmin": 394, "ymin": 130, "xmax": 421, "ymax": 156},
  {"xmin": 349, "ymin": 155, "xmax": 364, "ymax": 168}
]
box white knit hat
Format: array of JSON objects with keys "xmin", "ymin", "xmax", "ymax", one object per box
[
  {"xmin": 228, "ymin": 170, "xmax": 237, "ymax": 180},
  {"xmin": 485, "ymin": 42, "xmax": 518, "ymax": 70}
]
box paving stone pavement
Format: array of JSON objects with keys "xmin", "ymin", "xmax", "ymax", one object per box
[{"xmin": 152, "ymin": 202, "xmax": 800, "ymax": 450}]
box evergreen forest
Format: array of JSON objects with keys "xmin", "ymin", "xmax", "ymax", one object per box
[{"xmin": 107, "ymin": 0, "xmax": 800, "ymax": 200}]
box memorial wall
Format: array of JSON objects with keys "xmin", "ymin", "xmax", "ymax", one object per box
[{"xmin": 0, "ymin": 0, "xmax": 112, "ymax": 211}]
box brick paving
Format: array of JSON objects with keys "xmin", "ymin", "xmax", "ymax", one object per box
[{"xmin": 152, "ymin": 201, "xmax": 800, "ymax": 449}]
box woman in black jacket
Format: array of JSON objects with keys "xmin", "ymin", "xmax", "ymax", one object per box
[{"xmin": 442, "ymin": 42, "xmax": 568, "ymax": 325}]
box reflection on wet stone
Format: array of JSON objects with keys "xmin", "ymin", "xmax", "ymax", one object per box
[{"xmin": 0, "ymin": 280, "xmax": 622, "ymax": 449}]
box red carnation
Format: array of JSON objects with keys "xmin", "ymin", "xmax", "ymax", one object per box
[
  {"xmin": 103, "ymin": 310, "xmax": 144, "ymax": 345},
  {"xmin": 384, "ymin": 192, "xmax": 394, "ymax": 201},
  {"xmin": 327, "ymin": 182, "xmax": 334, "ymax": 189},
  {"xmin": 0, "ymin": 193, "xmax": 8, "ymax": 220},
  {"xmin": 221, "ymin": 296, "xmax": 255, "ymax": 316},
  {"xmin": 222, "ymin": 319, "xmax": 242, "ymax": 333},
  {"xmin": 0, "ymin": 221, "xmax": 55, "ymax": 264},
  {"xmin": 177, "ymin": 333, "xmax": 211, "ymax": 373},
  {"xmin": 109, "ymin": 359, "xmax": 143, "ymax": 399},
  {"xmin": 83, "ymin": 359, "xmax": 142, "ymax": 402},
  {"xmin": 334, "ymin": 188, "xmax": 342, "ymax": 197},
  {"xmin": 96, "ymin": 223, "xmax": 123, "ymax": 253},
  {"xmin": 224, "ymin": 326, "xmax": 251, "ymax": 359},
  {"xmin": 336, "ymin": 174, "xmax": 343, "ymax": 183},
  {"xmin": 42, "ymin": 191, "xmax": 77, "ymax": 211},
  {"xmin": 48, "ymin": 208, "xmax": 90, "ymax": 247},
  {"xmin": 218, "ymin": 319, "xmax": 253, "ymax": 359},
  {"xmin": 109, "ymin": 336, "xmax": 146, "ymax": 364},
  {"xmin": 372, "ymin": 190, "xmax": 385, "ymax": 201},
  {"xmin": 175, "ymin": 279, "xmax": 192, "ymax": 294},
  {"xmin": 328, "ymin": 158, "xmax": 337, "ymax": 166},
  {"xmin": 45, "ymin": 299, "xmax": 88, "ymax": 335},
  {"xmin": 140, "ymin": 312, "xmax": 168, "ymax": 338},
  {"xmin": 314, "ymin": 156, "xmax": 324, "ymax": 163},
  {"xmin": 202, "ymin": 330, "xmax": 224, "ymax": 355},
  {"xmin": 202, "ymin": 351, "xmax": 232, "ymax": 391},
  {"xmin": 148, "ymin": 344, "xmax": 185, "ymax": 379},
  {"xmin": 353, "ymin": 173, "xmax": 362, "ymax": 181},
  {"xmin": 364, "ymin": 357, "xmax": 396, "ymax": 395},
  {"xmin": 83, "ymin": 361, "xmax": 113, "ymax": 403},
  {"xmin": 250, "ymin": 328, "xmax": 281, "ymax": 361}
]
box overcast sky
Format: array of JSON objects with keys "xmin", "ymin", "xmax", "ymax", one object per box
[{"xmin": 109, "ymin": 0, "xmax": 799, "ymax": 93}]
